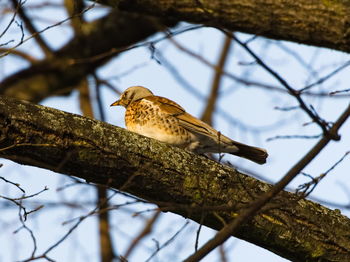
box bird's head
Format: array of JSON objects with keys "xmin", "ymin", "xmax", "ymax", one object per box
[{"xmin": 110, "ymin": 86, "xmax": 153, "ymax": 108}]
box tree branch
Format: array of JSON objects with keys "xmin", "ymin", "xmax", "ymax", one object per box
[
  {"xmin": 0, "ymin": 96, "xmax": 349, "ymax": 261},
  {"xmin": 0, "ymin": 10, "xmax": 176, "ymax": 102},
  {"xmin": 10, "ymin": 0, "xmax": 53, "ymax": 57},
  {"xmin": 184, "ymin": 102, "xmax": 350, "ymax": 262},
  {"xmin": 97, "ymin": 0, "xmax": 350, "ymax": 53},
  {"xmin": 201, "ymin": 35, "xmax": 232, "ymax": 125}
]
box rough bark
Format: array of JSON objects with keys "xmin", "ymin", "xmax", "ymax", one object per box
[
  {"xmin": 0, "ymin": 10, "xmax": 175, "ymax": 102},
  {"xmin": 98, "ymin": 0, "xmax": 350, "ymax": 54},
  {"xmin": 0, "ymin": 95, "xmax": 349, "ymax": 262}
]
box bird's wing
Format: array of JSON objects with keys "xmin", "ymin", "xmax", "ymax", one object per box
[
  {"xmin": 176, "ymin": 112, "xmax": 235, "ymax": 145},
  {"xmin": 145, "ymin": 96, "xmax": 186, "ymax": 115},
  {"xmin": 145, "ymin": 96, "xmax": 233, "ymax": 145}
]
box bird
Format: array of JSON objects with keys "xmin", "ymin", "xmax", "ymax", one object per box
[{"xmin": 110, "ymin": 86, "xmax": 268, "ymax": 164}]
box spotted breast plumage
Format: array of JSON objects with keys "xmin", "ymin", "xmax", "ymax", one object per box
[{"xmin": 110, "ymin": 86, "xmax": 268, "ymax": 164}]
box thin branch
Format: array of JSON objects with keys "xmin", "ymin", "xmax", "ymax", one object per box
[
  {"xmin": 194, "ymin": 213, "xmax": 206, "ymax": 252},
  {"xmin": 64, "ymin": 0, "xmax": 86, "ymax": 35},
  {"xmin": 124, "ymin": 210, "xmax": 161, "ymax": 259},
  {"xmin": 275, "ymin": 41, "xmax": 320, "ymax": 81},
  {"xmin": 266, "ymin": 134, "xmax": 322, "ymax": 142},
  {"xmin": 0, "ymin": 47, "xmax": 36, "ymax": 62},
  {"xmin": 19, "ymin": 192, "xmax": 118, "ymax": 262},
  {"xmin": 93, "ymin": 74, "xmax": 107, "ymax": 121},
  {"xmin": 297, "ymin": 151, "xmax": 350, "ymax": 197},
  {"xmin": 0, "ymin": 3, "xmax": 95, "ymax": 59},
  {"xmin": 0, "ymin": 0, "xmax": 22, "ymax": 40},
  {"xmin": 0, "ymin": 170, "xmax": 25, "ymax": 193},
  {"xmin": 169, "ymin": 35, "xmax": 350, "ymax": 99},
  {"xmin": 10, "ymin": 0, "xmax": 53, "ymax": 56},
  {"xmin": 228, "ymin": 32, "xmax": 335, "ymax": 139},
  {"xmin": 168, "ymin": 37, "xmax": 282, "ymax": 94},
  {"xmin": 145, "ymin": 221, "xmax": 189, "ymax": 262},
  {"xmin": 201, "ymin": 35, "xmax": 232, "ymax": 125},
  {"xmin": 15, "ymin": 203, "xmax": 38, "ymax": 259},
  {"xmin": 70, "ymin": 25, "xmax": 202, "ymax": 65},
  {"xmin": 274, "ymin": 106, "xmax": 299, "ymax": 111},
  {"xmin": 96, "ymin": 186, "xmax": 116, "ymax": 262},
  {"xmin": 330, "ymin": 88, "xmax": 350, "ymax": 96},
  {"xmin": 300, "ymin": 60, "xmax": 350, "ymax": 92},
  {"xmin": 1, "ymin": 183, "xmax": 47, "ymax": 259},
  {"xmin": 218, "ymin": 244, "xmax": 228, "ymax": 262}
]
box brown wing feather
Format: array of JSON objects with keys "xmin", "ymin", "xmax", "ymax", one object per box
[
  {"xmin": 145, "ymin": 96, "xmax": 233, "ymax": 145},
  {"xmin": 145, "ymin": 96, "xmax": 185, "ymax": 115}
]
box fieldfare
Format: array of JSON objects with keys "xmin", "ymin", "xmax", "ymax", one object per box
[{"xmin": 111, "ymin": 86, "xmax": 268, "ymax": 164}]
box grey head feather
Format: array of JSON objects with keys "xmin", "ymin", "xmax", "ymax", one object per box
[{"xmin": 120, "ymin": 86, "xmax": 154, "ymax": 107}]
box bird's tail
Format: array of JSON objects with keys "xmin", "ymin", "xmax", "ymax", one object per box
[{"xmin": 231, "ymin": 143, "xmax": 268, "ymax": 164}]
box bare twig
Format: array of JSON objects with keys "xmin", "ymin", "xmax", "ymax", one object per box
[
  {"xmin": 300, "ymin": 60, "xmax": 350, "ymax": 92},
  {"xmin": 297, "ymin": 151, "xmax": 350, "ymax": 197},
  {"xmin": 70, "ymin": 25, "xmax": 203, "ymax": 65},
  {"xmin": 93, "ymin": 74, "xmax": 107, "ymax": 121},
  {"xmin": 15, "ymin": 203, "xmax": 38, "ymax": 259},
  {"xmin": 1, "ymin": 184, "xmax": 47, "ymax": 260},
  {"xmin": 274, "ymin": 106, "xmax": 299, "ymax": 111},
  {"xmin": 235, "ymin": 164, "xmax": 350, "ymax": 210},
  {"xmin": 78, "ymin": 78, "xmax": 93, "ymax": 117},
  {"xmin": 0, "ymin": 0, "xmax": 22, "ymax": 40},
  {"xmin": 169, "ymin": 36, "xmax": 350, "ymax": 99},
  {"xmin": 64, "ymin": 0, "xmax": 86, "ymax": 35},
  {"xmin": 201, "ymin": 35, "xmax": 232, "ymax": 125},
  {"xmin": 228, "ymin": 32, "xmax": 335, "ymax": 139},
  {"xmin": 145, "ymin": 221, "xmax": 189, "ymax": 262},
  {"xmin": 330, "ymin": 88, "xmax": 350, "ymax": 96},
  {"xmin": 218, "ymin": 243, "xmax": 228, "ymax": 262},
  {"xmin": 0, "ymin": 47, "xmax": 36, "ymax": 62},
  {"xmin": 275, "ymin": 42, "xmax": 320, "ymax": 81},
  {"xmin": 1, "ymin": 187, "xmax": 47, "ymax": 220},
  {"xmin": 96, "ymin": 186, "xmax": 116, "ymax": 262},
  {"xmin": 266, "ymin": 134, "xmax": 321, "ymax": 142},
  {"xmin": 124, "ymin": 210, "xmax": 161, "ymax": 259},
  {"xmin": 10, "ymin": 0, "xmax": 53, "ymax": 56},
  {"xmin": 194, "ymin": 214, "xmax": 206, "ymax": 252},
  {"xmin": 19, "ymin": 192, "xmax": 118, "ymax": 262},
  {"xmin": 0, "ymin": 3, "xmax": 95, "ymax": 59},
  {"xmin": 0, "ymin": 172, "xmax": 25, "ymax": 193}
]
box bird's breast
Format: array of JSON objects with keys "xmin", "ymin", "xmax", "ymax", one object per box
[{"xmin": 125, "ymin": 100, "xmax": 192, "ymax": 148}]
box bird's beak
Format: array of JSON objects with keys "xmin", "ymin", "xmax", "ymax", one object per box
[{"xmin": 110, "ymin": 100, "xmax": 121, "ymax": 107}]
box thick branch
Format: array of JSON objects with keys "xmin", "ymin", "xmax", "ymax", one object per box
[
  {"xmin": 0, "ymin": 96, "xmax": 349, "ymax": 261},
  {"xmin": 0, "ymin": 10, "xmax": 175, "ymax": 102},
  {"xmin": 98, "ymin": 0, "xmax": 350, "ymax": 53}
]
